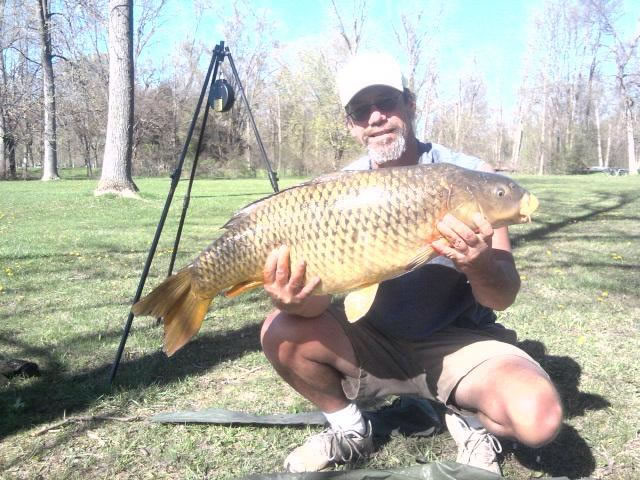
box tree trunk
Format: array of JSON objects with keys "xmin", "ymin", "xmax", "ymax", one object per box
[
  {"xmin": 595, "ymin": 102, "xmax": 603, "ymax": 167},
  {"xmin": 624, "ymin": 99, "xmax": 637, "ymax": 175},
  {"xmin": 565, "ymin": 83, "xmax": 576, "ymax": 155},
  {"xmin": 6, "ymin": 134, "xmax": 15, "ymax": 179},
  {"xmin": 22, "ymin": 149, "xmax": 28, "ymax": 179},
  {"xmin": 276, "ymin": 90, "xmax": 282, "ymax": 172},
  {"xmin": 538, "ymin": 77, "xmax": 547, "ymax": 175},
  {"xmin": 605, "ymin": 123, "xmax": 611, "ymax": 167},
  {"xmin": 0, "ymin": 0, "xmax": 5, "ymax": 180},
  {"xmin": 511, "ymin": 125, "xmax": 523, "ymax": 171},
  {"xmin": 37, "ymin": 0, "xmax": 60, "ymax": 181},
  {"xmin": 0, "ymin": 116, "xmax": 6, "ymax": 179},
  {"xmin": 245, "ymin": 122, "xmax": 252, "ymax": 174},
  {"xmin": 495, "ymin": 105, "xmax": 503, "ymax": 168},
  {"xmin": 95, "ymin": 0, "xmax": 138, "ymax": 197},
  {"xmin": 453, "ymin": 80, "xmax": 462, "ymax": 150}
]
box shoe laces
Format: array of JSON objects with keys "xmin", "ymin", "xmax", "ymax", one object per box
[
  {"xmin": 454, "ymin": 416, "xmax": 502, "ymax": 464},
  {"xmin": 323, "ymin": 421, "xmax": 371, "ymax": 464}
]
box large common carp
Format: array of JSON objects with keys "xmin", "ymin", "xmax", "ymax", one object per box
[{"xmin": 132, "ymin": 163, "xmax": 538, "ymax": 355}]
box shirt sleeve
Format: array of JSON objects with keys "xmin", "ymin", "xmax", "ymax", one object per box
[{"xmin": 428, "ymin": 143, "xmax": 487, "ymax": 171}]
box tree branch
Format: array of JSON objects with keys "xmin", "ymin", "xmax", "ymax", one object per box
[{"xmin": 5, "ymin": 46, "xmax": 41, "ymax": 66}]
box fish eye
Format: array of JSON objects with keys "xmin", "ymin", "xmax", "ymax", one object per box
[{"xmin": 495, "ymin": 187, "xmax": 506, "ymax": 198}]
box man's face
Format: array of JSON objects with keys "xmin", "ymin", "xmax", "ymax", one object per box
[{"xmin": 346, "ymin": 86, "xmax": 414, "ymax": 168}]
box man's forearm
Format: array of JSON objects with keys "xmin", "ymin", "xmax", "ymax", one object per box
[{"xmin": 464, "ymin": 249, "xmax": 521, "ymax": 311}]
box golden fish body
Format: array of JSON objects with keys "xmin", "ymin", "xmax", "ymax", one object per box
[{"xmin": 132, "ymin": 163, "xmax": 538, "ymax": 355}]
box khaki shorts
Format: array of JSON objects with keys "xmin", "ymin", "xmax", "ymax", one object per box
[{"xmin": 327, "ymin": 304, "xmax": 545, "ymax": 409}]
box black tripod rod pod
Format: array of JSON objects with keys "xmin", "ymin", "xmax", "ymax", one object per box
[{"xmin": 109, "ymin": 40, "xmax": 278, "ymax": 384}]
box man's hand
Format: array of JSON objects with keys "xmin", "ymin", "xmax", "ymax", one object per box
[
  {"xmin": 431, "ymin": 213, "xmax": 494, "ymax": 274},
  {"xmin": 431, "ymin": 213, "xmax": 520, "ymax": 311},
  {"xmin": 263, "ymin": 245, "xmax": 329, "ymax": 316}
]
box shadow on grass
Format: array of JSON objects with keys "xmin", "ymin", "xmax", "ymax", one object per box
[
  {"xmin": 0, "ymin": 332, "xmax": 613, "ymax": 479},
  {"xmin": 504, "ymin": 339, "xmax": 610, "ymax": 478},
  {"xmin": 511, "ymin": 191, "xmax": 640, "ymax": 249},
  {"xmin": 0, "ymin": 321, "xmax": 263, "ymax": 442}
]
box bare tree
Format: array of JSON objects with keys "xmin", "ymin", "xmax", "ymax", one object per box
[
  {"xmin": 538, "ymin": 74, "xmax": 548, "ymax": 175},
  {"xmin": 0, "ymin": 0, "xmax": 7, "ymax": 179},
  {"xmin": 330, "ymin": 0, "xmax": 368, "ymax": 55},
  {"xmin": 36, "ymin": 0, "xmax": 59, "ymax": 180},
  {"xmin": 391, "ymin": 2, "xmax": 443, "ymax": 139},
  {"xmin": 591, "ymin": 0, "xmax": 639, "ymax": 175},
  {"xmin": 95, "ymin": 0, "xmax": 138, "ymax": 196}
]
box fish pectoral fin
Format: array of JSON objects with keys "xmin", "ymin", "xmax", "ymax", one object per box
[
  {"xmin": 225, "ymin": 280, "xmax": 264, "ymax": 298},
  {"xmin": 344, "ymin": 283, "xmax": 379, "ymax": 324},
  {"xmin": 405, "ymin": 245, "xmax": 437, "ymax": 272}
]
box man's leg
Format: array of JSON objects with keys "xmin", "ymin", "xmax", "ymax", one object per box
[
  {"xmin": 260, "ymin": 308, "xmax": 360, "ymax": 412},
  {"xmin": 261, "ymin": 308, "xmax": 373, "ymax": 472},
  {"xmin": 451, "ymin": 354, "xmax": 563, "ymax": 448},
  {"xmin": 414, "ymin": 326, "xmax": 563, "ymax": 473}
]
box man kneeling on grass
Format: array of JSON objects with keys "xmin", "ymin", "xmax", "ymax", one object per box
[{"xmin": 260, "ymin": 52, "xmax": 563, "ymax": 474}]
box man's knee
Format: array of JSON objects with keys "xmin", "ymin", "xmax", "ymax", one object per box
[
  {"xmin": 261, "ymin": 310, "xmax": 298, "ymax": 366},
  {"xmin": 512, "ymin": 382, "xmax": 563, "ymax": 447},
  {"xmin": 260, "ymin": 308, "xmax": 358, "ymax": 376},
  {"xmin": 459, "ymin": 355, "xmax": 563, "ymax": 447},
  {"xmin": 493, "ymin": 361, "xmax": 563, "ymax": 447}
]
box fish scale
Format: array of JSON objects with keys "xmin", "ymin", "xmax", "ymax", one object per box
[{"xmin": 132, "ymin": 163, "xmax": 539, "ymax": 355}]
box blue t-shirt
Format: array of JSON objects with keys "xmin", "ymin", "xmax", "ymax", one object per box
[{"xmin": 342, "ymin": 141, "xmax": 497, "ymax": 340}]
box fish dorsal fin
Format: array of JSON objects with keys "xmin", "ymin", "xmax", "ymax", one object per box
[
  {"xmin": 344, "ymin": 283, "xmax": 379, "ymax": 323},
  {"xmin": 307, "ymin": 170, "xmax": 359, "ymax": 185},
  {"xmin": 223, "ymin": 171, "xmax": 361, "ymax": 229},
  {"xmin": 222, "ymin": 198, "xmax": 273, "ymax": 229},
  {"xmin": 405, "ymin": 245, "xmax": 437, "ymax": 272},
  {"xmin": 225, "ymin": 280, "xmax": 264, "ymax": 298}
]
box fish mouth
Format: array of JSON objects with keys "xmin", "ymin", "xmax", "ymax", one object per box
[{"xmin": 519, "ymin": 193, "xmax": 539, "ymax": 223}]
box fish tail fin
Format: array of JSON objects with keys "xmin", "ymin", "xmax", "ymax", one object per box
[{"xmin": 131, "ymin": 267, "xmax": 214, "ymax": 356}]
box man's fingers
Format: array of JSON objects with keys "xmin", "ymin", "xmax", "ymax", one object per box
[
  {"xmin": 263, "ymin": 248, "xmax": 280, "ymax": 284},
  {"xmin": 297, "ymin": 276, "xmax": 321, "ymax": 298},
  {"xmin": 432, "ymin": 238, "xmax": 462, "ymax": 260},
  {"xmin": 437, "ymin": 217, "xmax": 467, "ymax": 247},
  {"xmin": 289, "ymin": 259, "xmax": 307, "ymax": 290},
  {"xmin": 431, "ymin": 238, "xmax": 449, "ymax": 253},
  {"xmin": 472, "ymin": 213, "xmax": 493, "ymax": 238},
  {"xmin": 275, "ymin": 245, "xmax": 291, "ymax": 285},
  {"xmin": 438, "ymin": 214, "xmax": 479, "ymax": 248}
]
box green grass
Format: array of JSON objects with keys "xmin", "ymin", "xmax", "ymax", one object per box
[{"xmin": 0, "ymin": 172, "xmax": 639, "ymax": 479}]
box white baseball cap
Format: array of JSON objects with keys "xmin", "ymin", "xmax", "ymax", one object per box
[{"xmin": 337, "ymin": 52, "xmax": 407, "ymax": 107}]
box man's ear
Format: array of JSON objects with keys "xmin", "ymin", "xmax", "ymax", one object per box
[
  {"xmin": 344, "ymin": 115, "xmax": 356, "ymax": 132},
  {"xmin": 403, "ymin": 89, "xmax": 417, "ymax": 118},
  {"xmin": 407, "ymin": 96, "xmax": 417, "ymax": 116}
]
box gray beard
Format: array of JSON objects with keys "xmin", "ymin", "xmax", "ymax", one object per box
[{"xmin": 367, "ymin": 128, "xmax": 407, "ymax": 167}]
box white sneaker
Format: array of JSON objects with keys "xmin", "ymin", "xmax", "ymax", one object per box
[
  {"xmin": 445, "ymin": 411, "xmax": 502, "ymax": 475},
  {"xmin": 284, "ymin": 421, "xmax": 374, "ymax": 472}
]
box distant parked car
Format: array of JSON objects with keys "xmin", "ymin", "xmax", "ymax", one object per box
[
  {"xmin": 584, "ymin": 166, "xmax": 629, "ymax": 175},
  {"xmin": 610, "ymin": 168, "xmax": 629, "ymax": 176},
  {"xmin": 586, "ymin": 166, "xmax": 609, "ymax": 173}
]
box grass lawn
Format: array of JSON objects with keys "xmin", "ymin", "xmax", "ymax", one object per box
[{"xmin": 0, "ymin": 171, "xmax": 639, "ymax": 479}]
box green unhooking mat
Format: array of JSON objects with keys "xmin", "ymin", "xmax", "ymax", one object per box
[
  {"xmin": 242, "ymin": 461, "xmax": 502, "ymax": 479},
  {"xmin": 151, "ymin": 396, "xmax": 441, "ymax": 439},
  {"xmin": 241, "ymin": 462, "xmax": 581, "ymax": 480},
  {"xmin": 150, "ymin": 397, "xmax": 584, "ymax": 480}
]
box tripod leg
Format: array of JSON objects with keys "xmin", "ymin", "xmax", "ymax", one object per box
[
  {"xmin": 166, "ymin": 59, "xmax": 219, "ymax": 279},
  {"xmin": 109, "ymin": 44, "xmax": 223, "ymax": 385},
  {"xmin": 226, "ymin": 51, "xmax": 279, "ymax": 193}
]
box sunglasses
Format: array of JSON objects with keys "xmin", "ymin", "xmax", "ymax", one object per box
[{"xmin": 346, "ymin": 93, "xmax": 404, "ymax": 122}]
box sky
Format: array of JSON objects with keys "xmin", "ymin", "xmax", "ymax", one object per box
[{"xmin": 144, "ymin": 0, "xmax": 637, "ymax": 117}]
